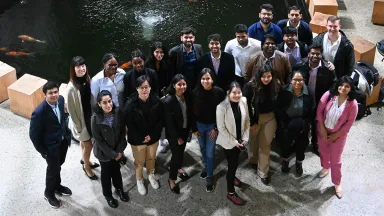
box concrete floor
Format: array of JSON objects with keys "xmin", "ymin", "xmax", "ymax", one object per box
[{"xmin": 1, "ymin": 0, "xmax": 384, "ymax": 215}]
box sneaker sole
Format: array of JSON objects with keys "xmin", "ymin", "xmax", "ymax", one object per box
[
  {"xmin": 205, "ymin": 188, "xmax": 214, "ymax": 193},
  {"xmin": 44, "ymin": 197, "xmax": 61, "ymax": 209}
]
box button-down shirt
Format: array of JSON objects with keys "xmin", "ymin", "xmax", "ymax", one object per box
[
  {"xmin": 284, "ymin": 42, "xmax": 301, "ymax": 67},
  {"xmin": 324, "ymin": 96, "xmax": 346, "ymax": 130},
  {"xmin": 323, "ymin": 33, "xmax": 342, "ymax": 63},
  {"xmin": 91, "ymin": 68, "xmax": 125, "ymax": 107},
  {"xmin": 210, "ymin": 52, "xmax": 221, "ymax": 75},
  {"xmin": 248, "ymin": 21, "xmax": 283, "ymax": 44},
  {"xmin": 48, "ymin": 100, "xmax": 64, "ymax": 140},
  {"xmin": 224, "ymin": 38, "xmax": 261, "ymax": 77},
  {"xmin": 308, "ymin": 61, "xmax": 322, "ymax": 92},
  {"xmin": 286, "ymin": 84, "xmax": 308, "ymax": 118},
  {"xmin": 176, "ymin": 95, "xmax": 187, "ymax": 128}
]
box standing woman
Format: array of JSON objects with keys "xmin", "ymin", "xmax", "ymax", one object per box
[
  {"xmin": 216, "ymin": 81, "xmax": 250, "ymax": 205},
  {"xmin": 316, "ymin": 76, "xmax": 358, "ymax": 199},
  {"xmin": 124, "ymin": 75, "xmax": 163, "ymax": 196},
  {"xmin": 163, "ymin": 74, "xmax": 192, "ymax": 194},
  {"xmin": 91, "ymin": 90, "xmax": 129, "ymax": 208},
  {"xmin": 66, "ymin": 56, "xmax": 98, "ymax": 180},
  {"xmin": 242, "ymin": 63, "xmax": 279, "ymax": 185},
  {"xmin": 145, "ymin": 41, "xmax": 173, "ymax": 153},
  {"xmin": 192, "ymin": 68, "xmax": 225, "ymax": 193}
]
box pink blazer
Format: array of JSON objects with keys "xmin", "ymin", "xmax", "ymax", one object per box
[{"xmin": 316, "ymin": 91, "xmax": 358, "ymax": 139}]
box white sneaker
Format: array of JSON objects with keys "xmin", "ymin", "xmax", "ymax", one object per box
[
  {"xmin": 137, "ymin": 179, "xmax": 146, "ymax": 195},
  {"xmin": 148, "ymin": 174, "xmax": 160, "ymax": 189}
]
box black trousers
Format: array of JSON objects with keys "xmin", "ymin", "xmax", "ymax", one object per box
[
  {"xmin": 169, "ymin": 128, "xmax": 189, "ymax": 180},
  {"xmin": 100, "ymin": 160, "xmax": 123, "ymax": 197},
  {"xmin": 280, "ymin": 118, "xmax": 309, "ymax": 161},
  {"xmin": 311, "ymin": 119, "xmax": 318, "ymax": 148},
  {"xmin": 45, "ymin": 141, "xmax": 68, "ymax": 197},
  {"xmin": 223, "ymin": 146, "xmax": 241, "ymax": 193}
]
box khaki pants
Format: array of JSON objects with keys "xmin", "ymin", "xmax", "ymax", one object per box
[
  {"xmin": 131, "ymin": 142, "xmax": 159, "ymax": 180},
  {"xmin": 247, "ymin": 112, "xmax": 277, "ymax": 178}
]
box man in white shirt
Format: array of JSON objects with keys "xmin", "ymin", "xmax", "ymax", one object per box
[{"xmin": 224, "ymin": 24, "xmax": 261, "ymax": 86}]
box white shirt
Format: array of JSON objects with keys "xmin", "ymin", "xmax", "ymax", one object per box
[
  {"xmin": 324, "ymin": 96, "xmax": 346, "ymax": 130},
  {"xmin": 91, "ymin": 68, "xmax": 126, "ymax": 107},
  {"xmin": 224, "ymin": 38, "xmax": 261, "ymax": 77},
  {"xmin": 322, "ymin": 33, "xmax": 342, "ymax": 63},
  {"xmin": 210, "ymin": 51, "xmax": 221, "ymax": 75},
  {"xmin": 308, "ymin": 61, "xmax": 322, "ymax": 92}
]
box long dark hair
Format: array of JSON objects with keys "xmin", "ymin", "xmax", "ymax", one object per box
[
  {"xmin": 145, "ymin": 41, "xmax": 169, "ymax": 71},
  {"xmin": 166, "ymin": 74, "xmax": 187, "ymax": 95},
  {"xmin": 94, "ymin": 90, "xmax": 116, "ymax": 114},
  {"xmin": 194, "ymin": 68, "xmax": 215, "ymax": 91},
  {"xmin": 250, "ymin": 62, "xmax": 279, "ymax": 98},
  {"xmin": 69, "ymin": 56, "xmax": 90, "ymax": 89},
  {"xmin": 330, "ymin": 75, "xmax": 356, "ymax": 101}
]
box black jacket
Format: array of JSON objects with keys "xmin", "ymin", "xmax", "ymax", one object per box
[
  {"xmin": 277, "ymin": 19, "xmax": 313, "ymax": 46},
  {"xmin": 196, "ymin": 51, "xmax": 236, "ymax": 92},
  {"xmin": 145, "ymin": 60, "xmax": 173, "ymax": 97},
  {"xmin": 277, "ymin": 41, "xmax": 308, "ymax": 59},
  {"xmin": 293, "ymin": 58, "xmax": 337, "ymax": 103},
  {"xmin": 312, "ymin": 30, "xmax": 355, "ymax": 79},
  {"xmin": 124, "ymin": 92, "xmax": 163, "ymax": 145},
  {"xmin": 91, "ymin": 108, "xmax": 127, "ymax": 161},
  {"xmin": 276, "ymin": 84, "xmax": 316, "ymax": 128},
  {"xmin": 29, "ymin": 96, "xmax": 71, "ymax": 156},
  {"xmin": 163, "ymin": 94, "xmax": 192, "ymax": 142}
]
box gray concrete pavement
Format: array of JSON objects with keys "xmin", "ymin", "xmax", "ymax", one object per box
[{"xmin": 1, "ymin": 0, "xmax": 384, "ymax": 215}]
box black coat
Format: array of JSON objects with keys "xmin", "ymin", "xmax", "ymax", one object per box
[
  {"xmin": 277, "ymin": 19, "xmax": 313, "ymax": 46},
  {"xmin": 29, "ymin": 96, "xmax": 71, "ymax": 156},
  {"xmin": 277, "ymin": 41, "xmax": 308, "ymax": 59},
  {"xmin": 163, "ymin": 94, "xmax": 192, "ymax": 142},
  {"xmin": 293, "ymin": 58, "xmax": 337, "ymax": 103},
  {"xmin": 145, "ymin": 60, "xmax": 173, "ymax": 97},
  {"xmin": 196, "ymin": 52, "xmax": 236, "ymax": 92},
  {"xmin": 124, "ymin": 92, "xmax": 163, "ymax": 145},
  {"xmin": 312, "ymin": 30, "xmax": 355, "ymax": 79},
  {"xmin": 91, "ymin": 108, "xmax": 127, "ymax": 161}
]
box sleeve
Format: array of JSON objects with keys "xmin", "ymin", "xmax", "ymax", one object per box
[
  {"xmin": 213, "ymin": 89, "xmax": 226, "ymax": 129},
  {"xmin": 241, "ymin": 98, "xmax": 251, "ymax": 142},
  {"xmin": 90, "ymin": 78, "xmax": 100, "ymax": 102},
  {"xmin": 306, "ymin": 24, "xmax": 313, "ymax": 46},
  {"xmin": 338, "ymin": 100, "xmax": 358, "ymax": 136},
  {"xmin": 216, "ymin": 103, "xmax": 238, "ymax": 147},
  {"xmin": 244, "ymin": 56, "xmax": 255, "ymax": 81},
  {"xmin": 242, "ymin": 83, "xmax": 256, "ymax": 126},
  {"xmin": 124, "ymin": 103, "xmax": 144, "ymax": 144},
  {"xmin": 346, "ymin": 44, "xmax": 355, "ymax": 76},
  {"xmin": 151, "ymin": 70, "xmax": 159, "ymax": 96},
  {"xmin": 164, "ymin": 99, "xmax": 179, "ymax": 142},
  {"xmin": 248, "ymin": 25, "xmax": 256, "ymax": 39},
  {"xmin": 229, "ymin": 54, "xmax": 236, "ymax": 82},
  {"xmin": 191, "ymin": 92, "xmax": 198, "ymax": 133},
  {"xmin": 66, "ymin": 87, "xmax": 82, "ymax": 132},
  {"xmin": 306, "ymin": 88, "xmax": 317, "ymax": 124},
  {"xmin": 275, "ymin": 27, "xmax": 283, "ymax": 44},
  {"xmin": 224, "ymin": 41, "xmax": 232, "ymax": 54},
  {"xmin": 275, "ymin": 90, "xmax": 289, "ymax": 124},
  {"xmin": 122, "ymin": 73, "xmax": 130, "ymax": 103},
  {"xmin": 284, "ymin": 55, "xmax": 292, "ymax": 84},
  {"xmin": 168, "ymin": 49, "xmax": 177, "ymax": 75},
  {"xmin": 149, "ymin": 101, "xmax": 164, "ymax": 140},
  {"xmin": 316, "ymin": 91, "xmax": 330, "ymax": 122},
  {"xmin": 29, "ymin": 108, "xmax": 46, "ymax": 154},
  {"xmin": 91, "ymin": 115, "xmax": 118, "ymax": 159}
]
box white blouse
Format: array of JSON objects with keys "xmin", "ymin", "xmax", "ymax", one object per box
[{"xmin": 324, "ymin": 96, "xmax": 346, "ymax": 130}]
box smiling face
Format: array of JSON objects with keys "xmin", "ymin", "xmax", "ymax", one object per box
[
  {"xmin": 181, "ymin": 33, "xmax": 195, "ymax": 48},
  {"xmin": 201, "ymin": 73, "xmax": 213, "ymax": 90},
  {"xmin": 104, "ymin": 58, "xmax": 118, "ymax": 75},
  {"xmin": 174, "ymin": 79, "xmax": 187, "ymax": 96},
  {"xmin": 132, "ymin": 57, "xmax": 145, "ymax": 72},
  {"xmin": 260, "ymin": 71, "xmax": 272, "ymax": 86},
  {"xmin": 283, "ymin": 33, "xmax": 297, "ymax": 47},
  {"xmin": 153, "ymin": 48, "xmax": 164, "ymax": 61},
  {"xmin": 209, "ymin": 40, "xmax": 221, "ymax": 54},
  {"xmin": 262, "ymin": 38, "xmax": 276, "ymax": 55},
  {"xmin": 291, "ymin": 72, "xmax": 304, "ymax": 90},
  {"xmin": 74, "ymin": 64, "xmax": 87, "ymax": 77},
  {"xmin": 98, "ymin": 95, "xmax": 113, "ymax": 114},
  {"xmin": 228, "ymin": 87, "xmax": 242, "ymax": 102},
  {"xmin": 259, "ymin": 9, "xmax": 273, "ymax": 24},
  {"xmin": 308, "ymin": 48, "xmax": 322, "ymax": 64},
  {"xmin": 338, "ymin": 82, "xmax": 351, "ymax": 96},
  {"xmin": 326, "ymin": 20, "xmax": 341, "ymax": 37}
]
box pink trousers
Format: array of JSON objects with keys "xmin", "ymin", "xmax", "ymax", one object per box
[{"xmin": 318, "ymin": 137, "xmax": 346, "ymax": 185}]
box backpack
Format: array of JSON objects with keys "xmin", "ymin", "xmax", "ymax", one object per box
[
  {"xmin": 354, "ymin": 61, "xmax": 379, "ymax": 88},
  {"xmin": 327, "ymin": 90, "xmax": 371, "ymax": 120}
]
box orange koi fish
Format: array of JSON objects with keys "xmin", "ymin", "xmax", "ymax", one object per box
[
  {"xmin": 6, "ymin": 51, "xmax": 33, "ymax": 56},
  {"xmin": 120, "ymin": 61, "xmax": 132, "ymax": 69},
  {"xmin": 0, "ymin": 47, "xmax": 7, "ymax": 51},
  {"xmin": 18, "ymin": 35, "xmax": 46, "ymax": 43}
]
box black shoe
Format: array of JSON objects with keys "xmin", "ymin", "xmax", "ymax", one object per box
[
  {"xmin": 168, "ymin": 179, "xmax": 180, "ymax": 194},
  {"xmin": 83, "ymin": 166, "xmax": 98, "ymax": 180},
  {"xmin": 55, "ymin": 185, "xmax": 72, "ymax": 196},
  {"xmin": 178, "ymin": 170, "xmax": 189, "ymax": 179},
  {"xmin": 281, "ymin": 160, "xmax": 290, "ymax": 174},
  {"xmin": 115, "ymin": 189, "xmax": 129, "ymax": 202},
  {"xmin": 44, "ymin": 195, "xmax": 61, "ymax": 209},
  {"xmin": 296, "ymin": 162, "xmax": 303, "ymax": 176},
  {"xmin": 200, "ymin": 171, "xmax": 207, "ymax": 179},
  {"xmin": 105, "ymin": 196, "xmax": 119, "ymax": 208},
  {"xmin": 260, "ymin": 177, "xmax": 270, "ymax": 186},
  {"xmin": 80, "ymin": 159, "xmax": 100, "ymax": 169},
  {"xmin": 206, "ymin": 177, "xmax": 214, "ymax": 192}
]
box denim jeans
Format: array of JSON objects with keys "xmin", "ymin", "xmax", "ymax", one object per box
[{"xmin": 196, "ymin": 122, "xmax": 216, "ymax": 177}]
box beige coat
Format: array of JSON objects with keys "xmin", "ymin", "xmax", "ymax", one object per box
[
  {"xmin": 216, "ymin": 97, "xmax": 250, "ymax": 149},
  {"xmin": 65, "ymin": 81, "xmax": 91, "ymax": 141}
]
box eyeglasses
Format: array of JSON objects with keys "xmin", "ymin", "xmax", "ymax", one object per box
[
  {"xmin": 292, "ymin": 79, "xmax": 304, "ymax": 83},
  {"xmin": 138, "ymin": 86, "xmax": 151, "ymax": 91},
  {"xmin": 108, "ymin": 64, "xmax": 118, "ymax": 68}
]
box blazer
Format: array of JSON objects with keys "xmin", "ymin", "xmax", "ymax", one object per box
[
  {"xmin": 29, "ymin": 96, "xmax": 71, "ymax": 155},
  {"xmin": 196, "ymin": 52, "xmax": 236, "ymax": 92},
  {"xmin": 316, "ymin": 91, "xmax": 358, "ymax": 139},
  {"xmin": 65, "ymin": 81, "xmax": 92, "ymax": 141},
  {"xmin": 277, "ymin": 41, "xmax": 308, "ymax": 60},
  {"xmin": 216, "ymin": 97, "xmax": 250, "ymax": 149},
  {"xmin": 91, "ymin": 108, "xmax": 127, "ymax": 162},
  {"xmin": 163, "ymin": 94, "xmax": 192, "ymax": 142},
  {"xmin": 169, "ymin": 44, "xmax": 204, "ymax": 75},
  {"xmin": 276, "ymin": 19, "xmax": 313, "ymax": 46}
]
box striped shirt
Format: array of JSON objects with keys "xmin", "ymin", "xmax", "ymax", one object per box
[{"xmin": 324, "ymin": 96, "xmax": 346, "ymax": 130}]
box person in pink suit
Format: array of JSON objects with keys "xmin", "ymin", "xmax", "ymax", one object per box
[{"xmin": 316, "ymin": 75, "xmax": 358, "ymax": 199}]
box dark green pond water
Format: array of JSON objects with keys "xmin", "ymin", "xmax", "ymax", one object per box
[{"xmin": 0, "ymin": 0, "xmax": 309, "ymax": 83}]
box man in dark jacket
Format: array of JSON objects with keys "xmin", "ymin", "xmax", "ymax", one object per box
[
  {"xmin": 196, "ymin": 34, "xmax": 236, "ymax": 92},
  {"xmin": 277, "ymin": 26, "xmax": 308, "ymax": 68},
  {"xmin": 169, "ymin": 27, "xmax": 204, "ymax": 89},
  {"xmin": 29, "ymin": 82, "xmax": 72, "ymax": 209},
  {"xmin": 293, "ymin": 43, "xmax": 337, "ymax": 155},
  {"xmin": 277, "ymin": 5, "xmax": 313, "ymax": 46},
  {"xmin": 312, "ymin": 16, "xmax": 355, "ymax": 79}
]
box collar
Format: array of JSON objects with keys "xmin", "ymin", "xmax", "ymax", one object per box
[
  {"xmin": 284, "ymin": 42, "xmax": 299, "ymax": 51},
  {"xmin": 325, "ymin": 32, "xmax": 342, "ymax": 45},
  {"xmin": 102, "ymin": 68, "xmax": 123, "ymax": 78},
  {"xmin": 210, "ymin": 51, "xmax": 221, "ymax": 60},
  {"xmin": 175, "ymin": 95, "xmax": 185, "ymax": 102},
  {"xmin": 287, "ymin": 84, "xmax": 308, "ymax": 96},
  {"xmin": 263, "ymin": 51, "xmax": 276, "ymax": 59},
  {"xmin": 257, "ymin": 21, "xmax": 272, "ymax": 31},
  {"xmin": 309, "ymin": 60, "xmax": 322, "ymax": 69},
  {"xmin": 236, "ymin": 39, "xmax": 251, "ymax": 48},
  {"xmin": 287, "ymin": 20, "xmax": 300, "ymax": 29},
  {"xmin": 182, "ymin": 45, "xmax": 195, "ymax": 53},
  {"xmin": 47, "ymin": 100, "xmax": 59, "ymax": 109}
]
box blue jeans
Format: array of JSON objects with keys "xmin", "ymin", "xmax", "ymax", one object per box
[{"xmin": 196, "ymin": 122, "xmax": 216, "ymax": 177}]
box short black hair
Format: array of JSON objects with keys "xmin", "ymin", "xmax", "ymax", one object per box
[
  {"xmin": 43, "ymin": 81, "xmax": 59, "ymax": 94},
  {"xmin": 308, "ymin": 43, "xmax": 323, "ymax": 53},
  {"xmin": 131, "ymin": 49, "xmax": 146, "ymax": 62},
  {"xmin": 135, "ymin": 75, "xmax": 152, "ymax": 88},
  {"xmin": 330, "ymin": 76, "xmax": 357, "ymax": 101},
  {"xmin": 288, "ymin": 5, "xmax": 301, "ymax": 13},
  {"xmin": 234, "ymin": 24, "xmax": 248, "ymax": 34},
  {"xmin": 207, "ymin": 33, "xmax": 222, "ymax": 45},
  {"xmin": 283, "ymin": 26, "xmax": 298, "ymax": 35},
  {"xmin": 290, "ymin": 70, "xmax": 307, "ymax": 80},
  {"xmin": 102, "ymin": 53, "xmax": 117, "ymax": 64},
  {"xmin": 261, "ymin": 34, "xmax": 276, "ymax": 46},
  {"xmin": 180, "ymin": 27, "xmax": 196, "ymax": 36},
  {"xmin": 260, "ymin": 3, "xmax": 273, "ymax": 13}
]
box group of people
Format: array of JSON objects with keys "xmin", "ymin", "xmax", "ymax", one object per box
[{"xmin": 29, "ymin": 3, "xmax": 359, "ymax": 209}]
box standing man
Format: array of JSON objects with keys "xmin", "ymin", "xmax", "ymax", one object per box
[
  {"xmin": 248, "ymin": 4, "xmax": 283, "ymax": 44},
  {"xmin": 277, "ymin": 5, "xmax": 313, "ymax": 46},
  {"xmin": 245, "ymin": 34, "xmax": 291, "ymax": 85},
  {"xmin": 224, "ymin": 24, "xmax": 261, "ymax": 87},
  {"xmin": 312, "ymin": 16, "xmax": 355, "ymax": 79},
  {"xmin": 29, "ymin": 82, "xmax": 72, "ymax": 209},
  {"xmin": 277, "ymin": 26, "xmax": 308, "ymax": 68},
  {"xmin": 169, "ymin": 27, "xmax": 204, "ymax": 89},
  {"xmin": 197, "ymin": 34, "xmax": 235, "ymax": 92},
  {"xmin": 293, "ymin": 44, "xmax": 337, "ymax": 155}
]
